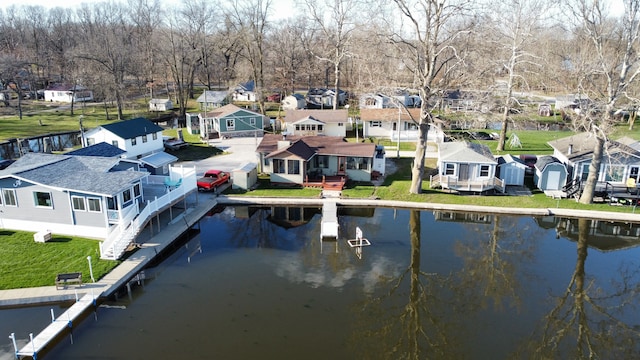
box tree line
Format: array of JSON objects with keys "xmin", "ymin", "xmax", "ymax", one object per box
[{"xmin": 1, "ymin": 0, "xmax": 639, "ymax": 201}]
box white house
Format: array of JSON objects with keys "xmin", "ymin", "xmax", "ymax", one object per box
[
  {"xmin": 283, "ymin": 109, "xmax": 349, "ymax": 137},
  {"xmin": 360, "ymin": 108, "xmax": 445, "ymax": 143},
  {"xmin": 84, "ymin": 118, "xmax": 165, "ymax": 159},
  {"xmin": 232, "ymin": 80, "xmax": 256, "ymax": 102},
  {"xmin": 44, "ymin": 84, "xmax": 94, "ymax": 103},
  {"xmin": 282, "ymin": 94, "xmax": 306, "ymax": 110},
  {"xmin": 149, "ymin": 98, "xmax": 173, "ymax": 112}
]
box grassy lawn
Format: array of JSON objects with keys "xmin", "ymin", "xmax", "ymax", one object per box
[{"xmin": 0, "ymin": 230, "xmax": 119, "ymax": 290}]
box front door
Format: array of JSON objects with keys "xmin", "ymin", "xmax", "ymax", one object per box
[
  {"xmin": 459, "ymin": 164, "xmax": 470, "ymax": 180},
  {"xmin": 337, "ymin": 157, "xmax": 346, "ymax": 175}
]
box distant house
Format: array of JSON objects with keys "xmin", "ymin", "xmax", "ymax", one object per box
[
  {"xmin": 197, "ymin": 90, "xmax": 229, "ymax": 111},
  {"xmin": 431, "ymin": 141, "xmax": 504, "ymax": 193},
  {"xmin": 256, "ymin": 134, "xmax": 385, "ymax": 185},
  {"xmin": 555, "ymin": 94, "xmax": 590, "ymax": 112},
  {"xmin": 533, "ymin": 155, "xmax": 567, "ymax": 191},
  {"xmin": 282, "ymin": 94, "xmax": 306, "ymax": 110},
  {"xmin": 199, "ymin": 104, "xmax": 266, "ymax": 139},
  {"xmin": 149, "ymin": 99, "xmax": 173, "ymax": 112},
  {"xmin": 283, "ymin": 109, "xmax": 349, "ymax": 137},
  {"xmin": 44, "ymin": 84, "xmax": 94, "ymax": 103},
  {"xmin": 359, "ymin": 92, "xmax": 421, "ymax": 109},
  {"xmin": 232, "ymin": 80, "xmax": 257, "ymax": 102},
  {"xmin": 306, "ymin": 88, "xmax": 346, "ymax": 109},
  {"xmin": 496, "ymin": 154, "xmax": 527, "ymax": 186},
  {"xmin": 360, "ymin": 108, "xmax": 445, "ymax": 143},
  {"xmin": 84, "ymin": 118, "xmax": 164, "ymax": 159}
]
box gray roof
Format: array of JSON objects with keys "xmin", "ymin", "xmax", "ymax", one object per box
[
  {"xmin": 535, "ymin": 155, "xmax": 562, "ymax": 171},
  {"xmin": 196, "ymin": 91, "xmax": 229, "ymax": 103},
  {"xmin": 439, "ymin": 141, "xmax": 496, "ymax": 163},
  {"xmin": 66, "ymin": 142, "xmax": 126, "ymax": 157},
  {"xmin": 100, "ymin": 118, "xmax": 164, "ymax": 140},
  {"xmin": 140, "ymin": 151, "xmax": 178, "ymax": 168},
  {"xmin": 497, "ymin": 154, "xmax": 526, "ymax": 167},
  {"xmin": 0, "ymin": 153, "xmax": 147, "ymax": 196},
  {"xmin": 284, "ymin": 109, "xmax": 348, "ymax": 124}
]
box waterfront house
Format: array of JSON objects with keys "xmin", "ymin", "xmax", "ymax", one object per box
[
  {"xmin": 360, "ymin": 108, "xmax": 445, "ymax": 143},
  {"xmin": 431, "ymin": 141, "xmax": 504, "ymax": 193},
  {"xmin": 283, "ymin": 109, "xmax": 349, "ymax": 137},
  {"xmin": 199, "ymin": 104, "xmax": 267, "ymax": 139},
  {"xmin": 256, "ymin": 134, "xmax": 385, "ymax": 187},
  {"xmin": 84, "ymin": 118, "xmax": 164, "ymax": 159}
]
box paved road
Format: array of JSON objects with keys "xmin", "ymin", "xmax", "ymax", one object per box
[{"xmin": 178, "ymin": 137, "xmax": 262, "ymax": 175}]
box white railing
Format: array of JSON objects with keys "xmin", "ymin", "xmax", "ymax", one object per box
[
  {"xmin": 430, "ymin": 174, "xmax": 504, "ymax": 193},
  {"xmin": 99, "ymin": 166, "xmax": 197, "ymax": 260}
]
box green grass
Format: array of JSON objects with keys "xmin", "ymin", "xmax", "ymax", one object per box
[
  {"xmin": 0, "ymin": 230, "xmax": 119, "ymax": 290},
  {"xmin": 163, "ymin": 129, "xmax": 223, "ymax": 161}
]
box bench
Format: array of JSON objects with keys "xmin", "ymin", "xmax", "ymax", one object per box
[{"xmin": 55, "ymin": 272, "xmax": 82, "ymax": 290}]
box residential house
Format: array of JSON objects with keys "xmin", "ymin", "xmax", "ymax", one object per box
[
  {"xmin": 256, "ymin": 134, "xmax": 385, "ymax": 186},
  {"xmin": 83, "ymin": 118, "xmax": 176, "ymax": 175},
  {"xmin": 360, "ymin": 108, "xmax": 445, "ymax": 143},
  {"xmin": 282, "ymin": 93, "xmax": 306, "ymax": 110},
  {"xmin": 431, "ymin": 141, "xmax": 504, "ymax": 193},
  {"xmin": 199, "ymin": 103, "xmax": 266, "ymax": 139},
  {"xmin": 232, "ymin": 80, "xmax": 256, "ymax": 102},
  {"xmin": 196, "ymin": 90, "xmax": 229, "ymax": 111},
  {"xmin": 533, "ymin": 155, "xmax": 567, "ymax": 191},
  {"xmin": 496, "ymin": 154, "xmax": 527, "ymax": 186},
  {"xmin": 44, "ymin": 84, "xmax": 94, "ymax": 103},
  {"xmin": 359, "ymin": 92, "xmax": 421, "ymax": 109},
  {"xmin": 306, "ymin": 88, "xmax": 346, "ymax": 109},
  {"xmin": 149, "ymin": 98, "xmax": 173, "ymax": 112},
  {"xmin": 548, "ymin": 132, "xmax": 640, "ymax": 191},
  {"xmin": 283, "ymin": 109, "xmax": 349, "ymax": 137}
]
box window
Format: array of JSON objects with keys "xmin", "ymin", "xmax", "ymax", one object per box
[
  {"xmin": 131, "ymin": 137, "xmax": 137, "ymax": 146},
  {"xmin": 605, "ymin": 165, "xmax": 624, "ymax": 182},
  {"xmin": 226, "ymin": 118, "xmax": 235, "ymax": 130},
  {"xmin": 107, "ymin": 197, "xmax": 118, "ymax": 210},
  {"xmin": 445, "ymin": 163, "xmax": 455, "ymax": 175},
  {"xmin": 295, "ymin": 125, "xmax": 301, "ymax": 131},
  {"xmin": 479, "ymin": 165, "xmax": 490, "ymax": 177},
  {"xmin": 347, "ymin": 157, "xmax": 370, "ymax": 170},
  {"xmin": 338, "ymin": 122, "xmax": 344, "ymax": 127},
  {"xmin": 580, "ymin": 164, "xmax": 589, "ymax": 181},
  {"xmin": 2, "ymin": 189, "xmax": 16, "ymax": 206},
  {"xmin": 250, "ymin": 118, "xmax": 256, "ymax": 126},
  {"xmin": 288, "ymin": 160, "xmax": 300, "ymax": 174},
  {"xmin": 264, "ymin": 157, "xmax": 269, "ymax": 166},
  {"xmin": 370, "ymin": 121, "xmax": 382, "ymax": 127},
  {"xmin": 153, "ymin": 132, "xmax": 158, "ymax": 140},
  {"xmin": 112, "ymin": 140, "xmax": 119, "ymax": 147},
  {"xmin": 123, "ymin": 189, "xmax": 132, "ymax": 204},
  {"xmin": 317, "ymin": 125, "xmax": 323, "ymax": 132},
  {"xmin": 142, "ymin": 135, "xmax": 148, "ymax": 143},
  {"xmin": 34, "ymin": 191, "xmax": 52, "ymax": 208},
  {"xmin": 87, "ymin": 198, "xmax": 101, "ymax": 212},
  {"xmin": 72, "ymin": 196, "xmax": 86, "ymax": 211},
  {"xmin": 315, "ymin": 155, "xmax": 329, "ymax": 168},
  {"xmin": 273, "ymin": 159, "xmax": 285, "ymax": 173},
  {"xmin": 134, "ymin": 183, "xmax": 141, "ymax": 197}
]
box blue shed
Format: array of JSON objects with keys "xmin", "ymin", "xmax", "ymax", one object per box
[{"xmin": 534, "ymin": 155, "xmax": 567, "ymax": 191}]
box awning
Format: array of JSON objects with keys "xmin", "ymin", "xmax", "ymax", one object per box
[{"xmin": 139, "ymin": 151, "xmax": 178, "ymax": 168}]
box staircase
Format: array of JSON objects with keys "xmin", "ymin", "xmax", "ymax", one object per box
[{"xmin": 563, "ymin": 179, "xmax": 582, "ymax": 199}]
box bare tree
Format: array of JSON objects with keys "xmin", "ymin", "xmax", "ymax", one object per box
[
  {"xmin": 390, "ymin": 0, "xmax": 476, "ymax": 194},
  {"xmin": 563, "ymin": 0, "xmax": 640, "ymax": 203}
]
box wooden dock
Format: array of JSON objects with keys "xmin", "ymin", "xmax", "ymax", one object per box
[
  {"xmin": 15, "ymin": 293, "xmax": 97, "ymax": 359},
  {"xmin": 320, "ymin": 199, "xmax": 339, "ymax": 239}
]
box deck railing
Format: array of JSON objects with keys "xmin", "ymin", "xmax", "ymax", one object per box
[{"xmin": 430, "ymin": 174, "xmax": 504, "ymax": 193}]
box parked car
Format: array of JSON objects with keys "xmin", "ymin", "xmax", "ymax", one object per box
[
  {"xmin": 197, "ymin": 169, "xmax": 230, "ymax": 192},
  {"xmin": 266, "ymin": 93, "xmax": 281, "ymax": 102}
]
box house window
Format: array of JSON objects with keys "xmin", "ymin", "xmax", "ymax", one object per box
[
  {"xmin": 34, "ymin": 191, "xmax": 53, "ymax": 208},
  {"xmin": 142, "ymin": 135, "xmax": 148, "ymax": 143},
  {"xmin": 318, "ymin": 125, "xmax": 323, "ymax": 132},
  {"xmin": 153, "ymin": 132, "xmax": 158, "ymax": 140},
  {"xmin": 338, "ymin": 122, "xmax": 344, "ymax": 127},
  {"xmin": 315, "ymin": 155, "xmax": 329, "ymax": 168},
  {"xmin": 604, "ymin": 165, "xmax": 624, "ymax": 182},
  {"xmin": 445, "ymin": 163, "xmax": 455, "ymax": 175},
  {"xmin": 131, "ymin": 137, "xmax": 137, "ymax": 146},
  {"xmin": 370, "ymin": 121, "xmax": 382, "ymax": 127},
  {"xmin": 72, "ymin": 196, "xmax": 86, "ymax": 211},
  {"xmin": 123, "ymin": 189, "xmax": 132, "ymax": 204},
  {"xmin": 630, "ymin": 166, "xmax": 640, "ymax": 182},
  {"xmin": 134, "ymin": 183, "xmax": 141, "ymax": 197},
  {"xmin": 112, "ymin": 140, "xmax": 119, "ymax": 147},
  {"xmin": 295, "ymin": 125, "xmax": 301, "ymax": 131},
  {"xmin": 107, "ymin": 196, "xmax": 118, "ymax": 210},
  {"xmin": 87, "ymin": 198, "xmax": 101, "ymax": 212},
  {"xmin": 479, "ymin": 165, "xmax": 490, "ymax": 177},
  {"xmin": 264, "ymin": 157, "xmax": 270, "ymax": 167},
  {"xmin": 288, "ymin": 160, "xmax": 300, "ymax": 174},
  {"xmin": 273, "ymin": 159, "xmax": 285, "ymax": 173},
  {"xmin": 226, "ymin": 119, "xmax": 235, "ymax": 130},
  {"xmin": 250, "ymin": 118, "xmax": 256, "ymax": 126},
  {"xmin": 580, "ymin": 164, "xmax": 589, "ymax": 181},
  {"xmin": 347, "ymin": 157, "xmax": 369, "ymax": 170},
  {"xmin": 2, "ymin": 189, "xmax": 16, "ymax": 206}
]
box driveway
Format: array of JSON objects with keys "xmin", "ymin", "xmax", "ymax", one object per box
[{"xmin": 178, "ymin": 137, "xmax": 261, "ymax": 175}]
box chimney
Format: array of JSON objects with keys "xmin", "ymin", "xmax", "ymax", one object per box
[
  {"xmin": 568, "ymin": 144, "xmax": 573, "ymax": 154},
  {"xmin": 277, "ymin": 140, "xmax": 291, "ymax": 149}
]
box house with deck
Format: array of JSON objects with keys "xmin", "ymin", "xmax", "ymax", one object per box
[
  {"xmin": 282, "ymin": 109, "xmax": 349, "ymax": 137},
  {"xmin": 360, "ymin": 108, "xmax": 445, "ymax": 143},
  {"xmin": 199, "ymin": 104, "xmax": 267, "ymax": 139},
  {"xmin": 431, "ymin": 141, "xmax": 504, "ymax": 193},
  {"xmin": 256, "ymin": 134, "xmax": 385, "ymax": 188},
  {"xmin": 0, "ymin": 152, "xmax": 196, "ymax": 260}
]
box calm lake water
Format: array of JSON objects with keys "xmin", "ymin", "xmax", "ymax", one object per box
[{"xmin": 3, "ymin": 206, "xmax": 640, "ymax": 359}]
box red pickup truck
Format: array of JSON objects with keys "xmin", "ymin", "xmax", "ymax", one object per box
[{"xmin": 197, "ymin": 170, "xmax": 230, "ymax": 192}]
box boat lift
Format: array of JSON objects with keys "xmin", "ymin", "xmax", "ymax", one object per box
[{"xmin": 347, "ymin": 227, "xmax": 371, "ymax": 259}]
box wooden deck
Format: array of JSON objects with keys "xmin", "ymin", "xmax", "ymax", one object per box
[{"xmin": 304, "ymin": 175, "xmax": 347, "ymax": 191}]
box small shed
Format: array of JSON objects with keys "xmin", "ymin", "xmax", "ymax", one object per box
[
  {"xmin": 496, "ymin": 154, "xmax": 527, "ymax": 186},
  {"xmin": 149, "ymin": 98, "xmax": 173, "ymax": 112},
  {"xmin": 232, "ymin": 163, "xmax": 258, "ymax": 190},
  {"xmin": 534, "ymin": 155, "xmax": 567, "ymax": 191}
]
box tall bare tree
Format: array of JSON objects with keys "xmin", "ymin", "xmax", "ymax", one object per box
[{"xmin": 390, "ymin": 0, "xmax": 476, "ymax": 194}]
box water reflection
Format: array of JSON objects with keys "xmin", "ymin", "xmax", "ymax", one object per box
[{"xmin": 3, "ymin": 208, "xmax": 640, "ymax": 360}]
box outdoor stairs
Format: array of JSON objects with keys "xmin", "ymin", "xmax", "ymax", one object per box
[
  {"xmin": 563, "ymin": 179, "xmax": 582, "ymax": 199},
  {"xmin": 100, "ymin": 221, "xmax": 141, "ymax": 260}
]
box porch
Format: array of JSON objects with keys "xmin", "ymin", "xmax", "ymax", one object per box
[
  {"xmin": 303, "ymin": 174, "xmax": 347, "ymax": 190},
  {"xmin": 430, "ymin": 174, "xmax": 505, "ymax": 194}
]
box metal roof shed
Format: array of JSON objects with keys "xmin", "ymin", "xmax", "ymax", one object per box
[{"xmin": 232, "ymin": 163, "xmax": 258, "ymax": 190}]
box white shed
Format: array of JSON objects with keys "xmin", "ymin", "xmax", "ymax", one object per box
[
  {"xmin": 149, "ymin": 98, "xmax": 173, "ymax": 112},
  {"xmin": 232, "ymin": 163, "xmax": 258, "ymax": 190},
  {"xmin": 496, "ymin": 154, "xmax": 527, "ymax": 186}
]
